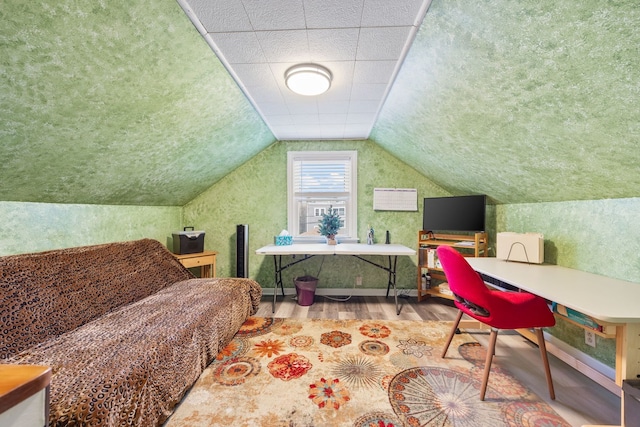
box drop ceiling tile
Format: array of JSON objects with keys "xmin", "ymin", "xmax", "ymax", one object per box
[
  {"xmin": 303, "ymin": 0, "xmax": 364, "ymax": 29},
  {"xmin": 256, "ymin": 30, "xmax": 310, "ymax": 63},
  {"xmin": 351, "ymin": 83, "xmax": 388, "ymax": 100},
  {"xmin": 231, "ymin": 63, "xmax": 279, "ymax": 87},
  {"xmin": 324, "ymin": 60, "xmax": 356, "ymax": 76},
  {"xmin": 242, "ymin": 0, "xmax": 306, "ymax": 30},
  {"xmin": 267, "ymin": 62, "xmax": 292, "ymax": 93},
  {"xmin": 280, "ymin": 91, "xmax": 311, "ymax": 105},
  {"xmin": 347, "ymin": 112, "xmax": 376, "ymax": 123},
  {"xmin": 300, "ymin": 124, "xmax": 323, "ymax": 133},
  {"xmin": 348, "ymin": 100, "xmax": 380, "ymax": 113},
  {"xmin": 280, "ymin": 90, "xmax": 318, "ymax": 104},
  {"xmin": 185, "ymin": 0, "xmax": 253, "ymax": 33},
  {"xmin": 284, "ymin": 98, "xmax": 319, "ymax": 114},
  {"xmin": 356, "ymin": 27, "xmax": 412, "ymax": 60},
  {"xmin": 209, "ymin": 32, "xmax": 267, "ymax": 64},
  {"xmin": 318, "ymin": 100, "xmax": 350, "ymax": 114},
  {"xmin": 270, "ymin": 127, "xmax": 298, "ymax": 139},
  {"xmin": 353, "ymin": 61, "xmax": 398, "ymax": 83},
  {"xmin": 264, "ymin": 114, "xmax": 294, "ymax": 125},
  {"xmin": 317, "ymin": 86, "xmax": 352, "ymax": 102},
  {"xmin": 319, "ymin": 61, "xmax": 356, "ymax": 91},
  {"xmin": 361, "ymin": 0, "xmax": 428, "ymax": 27},
  {"xmin": 248, "ymin": 85, "xmax": 285, "ymax": 103},
  {"xmin": 320, "ymin": 125, "xmax": 348, "ymax": 139},
  {"xmin": 343, "ymin": 124, "xmax": 371, "ymax": 139},
  {"xmin": 275, "ymin": 125, "xmax": 324, "ymax": 140},
  {"xmin": 319, "ymin": 114, "xmax": 347, "ymax": 125},
  {"xmin": 256, "ymin": 101, "xmax": 290, "ymax": 115},
  {"xmin": 291, "ymin": 115, "xmax": 320, "ymax": 125},
  {"xmin": 308, "ymin": 29, "xmax": 359, "ymax": 62}
]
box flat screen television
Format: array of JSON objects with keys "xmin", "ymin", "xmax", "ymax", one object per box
[{"xmin": 423, "ymin": 195, "xmax": 486, "ymax": 232}]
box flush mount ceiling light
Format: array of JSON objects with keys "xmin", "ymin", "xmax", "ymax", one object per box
[{"xmin": 285, "ymin": 64, "xmax": 332, "ymax": 96}]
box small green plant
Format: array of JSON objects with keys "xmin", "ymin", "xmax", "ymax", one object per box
[{"xmin": 318, "ymin": 206, "xmax": 341, "ymax": 237}]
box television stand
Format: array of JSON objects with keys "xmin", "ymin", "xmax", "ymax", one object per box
[{"xmin": 416, "ymin": 231, "xmax": 488, "ymax": 302}]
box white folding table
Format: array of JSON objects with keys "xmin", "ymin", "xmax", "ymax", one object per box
[{"xmin": 255, "ymin": 243, "xmax": 416, "ymax": 314}]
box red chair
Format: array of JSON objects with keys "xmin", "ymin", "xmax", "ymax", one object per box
[{"xmin": 437, "ymin": 245, "xmax": 556, "ymax": 401}]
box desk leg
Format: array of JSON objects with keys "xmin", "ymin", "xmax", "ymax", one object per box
[
  {"xmin": 272, "ymin": 255, "xmax": 285, "ymax": 313},
  {"xmin": 385, "ymin": 256, "xmax": 392, "ymax": 298},
  {"xmin": 389, "ymin": 255, "xmax": 399, "ymax": 315},
  {"xmin": 355, "ymin": 254, "xmax": 401, "ymax": 315},
  {"xmin": 202, "ymin": 265, "xmax": 211, "ymax": 278},
  {"xmin": 383, "ymin": 255, "xmax": 400, "ymax": 314},
  {"xmin": 616, "ymin": 323, "xmax": 640, "ymax": 386}
]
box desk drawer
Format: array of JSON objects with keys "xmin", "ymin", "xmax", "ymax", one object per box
[{"xmin": 179, "ymin": 255, "xmax": 215, "ymax": 269}]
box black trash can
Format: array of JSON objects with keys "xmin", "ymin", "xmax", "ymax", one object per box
[{"xmin": 294, "ymin": 276, "xmax": 318, "ymax": 306}]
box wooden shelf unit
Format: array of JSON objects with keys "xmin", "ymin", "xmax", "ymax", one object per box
[{"xmin": 417, "ymin": 231, "xmax": 488, "ymax": 302}]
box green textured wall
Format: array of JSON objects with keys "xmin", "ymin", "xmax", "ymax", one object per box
[
  {"xmin": 0, "ymin": 201, "xmax": 181, "ymax": 256},
  {"xmin": 499, "ymin": 199, "xmax": 640, "ymax": 281},
  {"xmin": 183, "ymin": 140, "xmax": 454, "ymax": 292},
  {"xmin": 0, "ymin": 0, "xmax": 273, "ymax": 206},
  {"xmin": 373, "ymin": 0, "xmax": 640, "ymax": 204},
  {"xmin": 498, "ymin": 198, "xmax": 640, "ymax": 367},
  {"xmin": 3, "ymin": 0, "xmax": 639, "ymax": 208}
]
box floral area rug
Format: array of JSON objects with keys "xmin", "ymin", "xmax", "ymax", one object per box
[{"xmin": 165, "ymin": 317, "xmax": 570, "ymax": 427}]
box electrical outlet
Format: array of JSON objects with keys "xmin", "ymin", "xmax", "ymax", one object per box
[
  {"xmin": 356, "ymin": 276, "xmax": 362, "ymax": 286},
  {"xmin": 584, "ymin": 330, "xmax": 596, "ymax": 348}
]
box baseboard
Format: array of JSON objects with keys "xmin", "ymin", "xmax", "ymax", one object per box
[{"xmin": 261, "ymin": 287, "xmax": 418, "ymax": 297}]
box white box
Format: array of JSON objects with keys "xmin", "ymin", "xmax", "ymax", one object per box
[{"xmin": 496, "ymin": 232, "xmax": 544, "ymax": 264}]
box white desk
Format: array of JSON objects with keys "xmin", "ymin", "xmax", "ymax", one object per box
[
  {"xmin": 256, "ymin": 243, "xmax": 416, "ymax": 314},
  {"xmin": 466, "ymin": 257, "xmax": 640, "ymax": 392}
]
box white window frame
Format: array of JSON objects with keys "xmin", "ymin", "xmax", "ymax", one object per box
[{"xmin": 287, "ymin": 151, "xmax": 358, "ymax": 243}]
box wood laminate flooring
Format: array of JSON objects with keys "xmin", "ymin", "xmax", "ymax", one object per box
[{"xmin": 255, "ymin": 294, "xmax": 621, "ymax": 427}]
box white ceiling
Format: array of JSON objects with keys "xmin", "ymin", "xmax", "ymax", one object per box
[{"xmin": 177, "ymin": 0, "xmax": 432, "ymax": 140}]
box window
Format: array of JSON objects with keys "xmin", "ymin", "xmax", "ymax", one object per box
[{"xmin": 287, "ymin": 151, "xmax": 357, "ymax": 241}]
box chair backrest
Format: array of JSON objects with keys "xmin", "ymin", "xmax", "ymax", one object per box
[{"xmin": 437, "ymin": 246, "xmax": 492, "ymax": 313}]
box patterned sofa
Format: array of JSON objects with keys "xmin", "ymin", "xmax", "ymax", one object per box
[{"xmin": 0, "ymin": 238, "xmax": 262, "ymax": 426}]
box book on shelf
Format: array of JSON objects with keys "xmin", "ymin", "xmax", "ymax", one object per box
[
  {"xmin": 438, "ymin": 283, "xmax": 453, "ymax": 296},
  {"xmin": 427, "ymin": 248, "xmax": 436, "ymax": 268},
  {"xmin": 552, "ymin": 302, "xmax": 604, "ymax": 332},
  {"xmin": 455, "ymin": 241, "xmax": 475, "ymax": 247}
]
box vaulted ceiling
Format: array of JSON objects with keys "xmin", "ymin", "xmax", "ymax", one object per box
[
  {"xmin": 1, "ymin": 0, "xmax": 639, "ymax": 206},
  {"xmin": 178, "ymin": 0, "xmax": 431, "ymax": 140}
]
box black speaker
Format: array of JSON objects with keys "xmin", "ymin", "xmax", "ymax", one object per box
[{"xmin": 236, "ymin": 224, "xmax": 248, "ymax": 278}]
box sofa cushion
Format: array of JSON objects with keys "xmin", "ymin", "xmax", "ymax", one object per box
[
  {"xmin": 9, "ymin": 277, "xmax": 262, "ymax": 426},
  {"xmin": 1, "ymin": 239, "xmax": 194, "ymax": 360}
]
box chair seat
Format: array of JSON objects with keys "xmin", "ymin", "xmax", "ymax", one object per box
[{"xmin": 454, "ymin": 288, "xmax": 556, "ymax": 330}]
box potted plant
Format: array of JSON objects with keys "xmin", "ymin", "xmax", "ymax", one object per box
[{"xmin": 318, "ymin": 206, "xmax": 341, "ymax": 245}]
